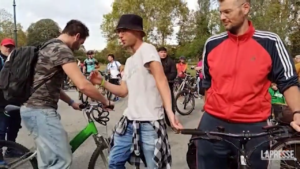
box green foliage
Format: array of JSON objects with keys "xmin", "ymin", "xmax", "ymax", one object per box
[
  {"xmin": 27, "ymin": 19, "xmax": 61, "ymax": 46},
  {"xmin": 0, "ymin": 9, "xmax": 27, "ymax": 46},
  {"xmin": 100, "ymin": 0, "xmax": 189, "ymax": 62},
  {"xmin": 97, "ymin": 40, "xmax": 131, "ymax": 64},
  {"xmin": 101, "ymin": 0, "xmax": 188, "ymax": 45},
  {"xmin": 290, "ymin": 28, "xmax": 300, "ymax": 56}
]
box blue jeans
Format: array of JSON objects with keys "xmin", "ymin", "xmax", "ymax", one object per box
[
  {"xmin": 20, "ymin": 106, "xmax": 72, "ymax": 169},
  {"xmin": 109, "ymin": 122, "xmax": 157, "ymax": 169},
  {"xmin": 197, "ymin": 112, "xmax": 269, "ymax": 169}
]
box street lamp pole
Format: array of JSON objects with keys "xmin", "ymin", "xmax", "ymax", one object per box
[{"xmin": 13, "ymin": 0, "xmax": 18, "ymax": 47}]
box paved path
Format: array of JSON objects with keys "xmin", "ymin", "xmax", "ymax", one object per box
[{"xmin": 16, "ymin": 90, "xmax": 204, "ymax": 169}]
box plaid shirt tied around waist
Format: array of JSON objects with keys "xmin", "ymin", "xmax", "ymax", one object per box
[{"xmin": 110, "ymin": 116, "xmax": 172, "ymax": 169}]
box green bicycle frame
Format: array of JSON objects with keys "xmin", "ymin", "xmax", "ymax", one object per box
[{"xmin": 69, "ymin": 120, "xmax": 98, "ymax": 153}]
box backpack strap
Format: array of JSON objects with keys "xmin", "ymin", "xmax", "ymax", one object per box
[
  {"xmin": 32, "ymin": 39, "xmax": 62, "ymax": 91},
  {"xmin": 39, "ymin": 39, "xmax": 62, "ymax": 50},
  {"xmin": 33, "ymin": 70, "xmax": 58, "ymax": 91},
  {"xmin": 114, "ymin": 61, "xmax": 120, "ymax": 70},
  {"xmin": 0, "ymin": 56, "xmax": 4, "ymax": 68}
]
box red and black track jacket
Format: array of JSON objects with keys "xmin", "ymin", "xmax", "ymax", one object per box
[{"xmin": 202, "ymin": 21, "xmax": 298, "ymax": 123}]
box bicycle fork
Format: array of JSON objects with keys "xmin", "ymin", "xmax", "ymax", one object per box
[
  {"xmin": 239, "ymin": 144, "xmax": 248, "ymax": 169},
  {"xmin": 93, "ymin": 134, "xmax": 110, "ymax": 168},
  {"xmin": 238, "ymin": 133, "xmax": 251, "ymax": 169}
]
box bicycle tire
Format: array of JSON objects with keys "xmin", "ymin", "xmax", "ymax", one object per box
[
  {"xmin": 270, "ymin": 137, "xmax": 300, "ymax": 169},
  {"xmin": 175, "ymin": 90, "xmax": 195, "ymax": 116},
  {"xmin": 88, "ymin": 146, "xmax": 109, "ymax": 169},
  {"xmin": 0, "ymin": 140, "xmax": 38, "ymax": 169}
]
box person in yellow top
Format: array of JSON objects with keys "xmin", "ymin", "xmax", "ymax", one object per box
[{"xmin": 295, "ymin": 55, "xmax": 300, "ymax": 81}]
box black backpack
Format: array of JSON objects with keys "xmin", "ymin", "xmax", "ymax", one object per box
[{"xmin": 0, "ymin": 39, "xmax": 60, "ymax": 104}]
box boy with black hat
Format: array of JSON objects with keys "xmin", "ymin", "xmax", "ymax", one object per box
[{"xmin": 89, "ymin": 14, "xmax": 182, "ymax": 169}]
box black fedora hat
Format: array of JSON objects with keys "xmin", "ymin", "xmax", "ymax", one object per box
[{"xmin": 116, "ymin": 14, "xmax": 146, "ymax": 37}]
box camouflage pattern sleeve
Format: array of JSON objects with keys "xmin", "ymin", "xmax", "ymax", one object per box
[{"xmin": 52, "ymin": 44, "xmax": 76, "ymax": 66}]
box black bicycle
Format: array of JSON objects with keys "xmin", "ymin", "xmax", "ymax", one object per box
[
  {"xmin": 181, "ymin": 124, "xmax": 300, "ymax": 169},
  {"xmin": 175, "ymin": 75, "xmax": 197, "ymax": 115}
]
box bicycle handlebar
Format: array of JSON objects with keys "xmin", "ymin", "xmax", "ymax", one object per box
[
  {"xmin": 79, "ymin": 102, "xmax": 114, "ymax": 126},
  {"xmin": 79, "ymin": 102, "xmax": 114, "ymax": 110},
  {"xmin": 180, "ymin": 125, "xmax": 294, "ymax": 140}
]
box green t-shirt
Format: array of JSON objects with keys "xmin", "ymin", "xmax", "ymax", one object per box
[{"xmin": 268, "ymin": 88, "xmax": 286, "ymax": 105}]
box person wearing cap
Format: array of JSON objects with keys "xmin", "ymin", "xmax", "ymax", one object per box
[
  {"xmin": 158, "ymin": 47, "xmax": 177, "ymax": 127},
  {"xmin": 0, "ymin": 38, "xmax": 15, "ymax": 64},
  {"xmin": 0, "ymin": 38, "xmax": 23, "ymax": 165},
  {"xmin": 83, "ymin": 50, "xmax": 98, "ymax": 75},
  {"xmin": 89, "ymin": 14, "xmax": 182, "ymax": 169},
  {"xmin": 176, "ymin": 56, "xmax": 188, "ymax": 78}
]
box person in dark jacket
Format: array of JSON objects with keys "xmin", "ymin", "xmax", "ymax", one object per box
[
  {"xmin": 158, "ymin": 47, "xmax": 177, "ymax": 126},
  {"xmin": 0, "ymin": 39, "xmax": 22, "ymax": 166}
]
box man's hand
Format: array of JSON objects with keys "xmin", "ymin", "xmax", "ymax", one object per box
[
  {"xmin": 90, "ymin": 70, "xmax": 103, "ymax": 85},
  {"xmin": 71, "ymin": 102, "xmax": 82, "ymax": 110},
  {"xmin": 291, "ymin": 113, "xmax": 300, "ymax": 131},
  {"xmin": 103, "ymin": 100, "xmax": 115, "ymax": 111}
]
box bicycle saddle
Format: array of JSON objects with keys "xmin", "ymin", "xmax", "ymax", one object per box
[{"xmin": 4, "ymin": 105, "xmax": 20, "ymax": 115}]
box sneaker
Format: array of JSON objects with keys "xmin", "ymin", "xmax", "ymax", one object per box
[{"xmin": 5, "ymin": 150, "xmax": 24, "ymax": 158}]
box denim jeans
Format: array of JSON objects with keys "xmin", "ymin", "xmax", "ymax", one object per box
[
  {"xmin": 196, "ymin": 77, "xmax": 200, "ymax": 94},
  {"xmin": 108, "ymin": 122, "xmax": 157, "ymax": 169},
  {"xmin": 20, "ymin": 106, "xmax": 72, "ymax": 169},
  {"xmin": 197, "ymin": 112, "xmax": 269, "ymax": 169}
]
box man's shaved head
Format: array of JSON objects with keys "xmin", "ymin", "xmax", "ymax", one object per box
[
  {"xmin": 218, "ymin": 0, "xmax": 251, "ymax": 34},
  {"xmin": 218, "ymin": 0, "xmax": 250, "ymax": 4}
]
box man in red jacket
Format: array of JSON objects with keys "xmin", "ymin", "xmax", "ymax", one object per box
[{"xmin": 197, "ymin": 0, "xmax": 300, "ymax": 169}]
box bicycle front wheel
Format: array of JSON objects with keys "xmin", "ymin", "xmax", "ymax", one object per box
[
  {"xmin": 88, "ymin": 145, "xmax": 110, "ymax": 169},
  {"xmin": 175, "ymin": 90, "xmax": 195, "ymax": 116},
  {"xmin": 270, "ymin": 137, "xmax": 300, "ymax": 169},
  {"xmin": 0, "ymin": 140, "xmax": 38, "ymax": 169}
]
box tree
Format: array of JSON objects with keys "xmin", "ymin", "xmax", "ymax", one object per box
[
  {"xmin": 74, "ymin": 45, "xmax": 87, "ymax": 61},
  {"xmin": 289, "ymin": 28, "xmax": 300, "ymax": 56},
  {"xmin": 100, "ymin": 0, "xmax": 189, "ymax": 46},
  {"xmin": 0, "ymin": 9, "xmax": 27, "ymax": 46},
  {"xmin": 27, "ymin": 19, "xmax": 60, "ymax": 46},
  {"xmin": 97, "ymin": 40, "xmax": 131, "ymax": 64},
  {"xmin": 178, "ymin": 0, "xmax": 300, "ymax": 59},
  {"xmin": 175, "ymin": 0, "xmax": 215, "ymax": 59}
]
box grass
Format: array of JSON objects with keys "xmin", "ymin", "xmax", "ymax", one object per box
[
  {"xmin": 96, "ymin": 64, "xmax": 107, "ymax": 71},
  {"xmin": 187, "ymin": 62, "xmax": 197, "ymax": 76}
]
